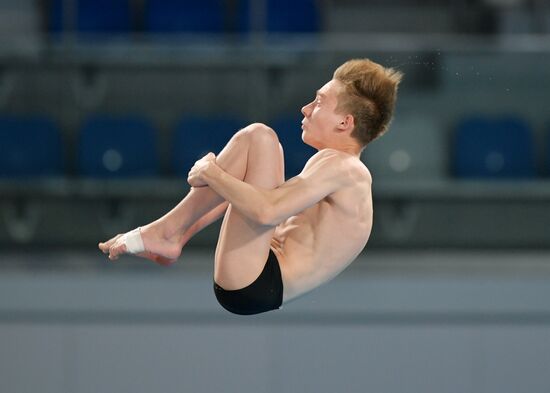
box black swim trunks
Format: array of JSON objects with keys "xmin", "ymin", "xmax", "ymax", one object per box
[{"xmin": 214, "ymin": 250, "xmax": 283, "ymax": 315}]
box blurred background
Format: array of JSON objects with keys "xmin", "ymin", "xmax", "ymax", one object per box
[{"xmin": 1, "ymin": 0, "xmax": 550, "ymax": 392}]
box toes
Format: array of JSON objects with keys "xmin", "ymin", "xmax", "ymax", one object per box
[
  {"xmin": 102, "ymin": 231, "xmax": 178, "ymax": 266},
  {"xmin": 100, "ymin": 244, "xmax": 110, "ymax": 254},
  {"xmin": 99, "ymin": 234, "xmax": 123, "ymax": 253},
  {"xmin": 109, "ymin": 240, "xmax": 127, "ymax": 260}
]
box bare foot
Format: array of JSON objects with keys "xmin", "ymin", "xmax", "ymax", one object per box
[{"xmin": 98, "ymin": 224, "xmax": 183, "ymax": 266}]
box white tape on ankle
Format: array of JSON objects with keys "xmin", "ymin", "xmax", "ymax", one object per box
[{"xmin": 123, "ymin": 228, "xmax": 145, "ymax": 254}]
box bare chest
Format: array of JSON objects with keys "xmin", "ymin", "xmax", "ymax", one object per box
[
  {"xmin": 272, "ymin": 195, "xmax": 372, "ymax": 300},
  {"xmin": 273, "ymin": 195, "xmax": 370, "ymax": 256}
]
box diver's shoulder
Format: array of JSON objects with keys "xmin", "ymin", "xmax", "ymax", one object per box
[
  {"xmin": 349, "ymin": 159, "xmax": 372, "ymax": 185},
  {"xmin": 314, "ymin": 148, "xmax": 372, "ymax": 184}
]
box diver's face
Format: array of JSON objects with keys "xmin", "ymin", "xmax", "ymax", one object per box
[{"xmin": 301, "ymin": 79, "xmax": 346, "ymax": 149}]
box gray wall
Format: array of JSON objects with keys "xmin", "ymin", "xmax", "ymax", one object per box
[{"xmin": 2, "ymin": 250, "xmax": 550, "ymax": 393}]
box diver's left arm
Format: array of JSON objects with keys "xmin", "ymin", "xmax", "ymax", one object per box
[{"xmin": 190, "ymin": 150, "xmax": 352, "ymax": 226}]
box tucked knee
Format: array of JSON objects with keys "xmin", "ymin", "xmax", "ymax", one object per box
[{"xmin": 244, "ymin": 123, "xmax": 280, "ymax": 147}]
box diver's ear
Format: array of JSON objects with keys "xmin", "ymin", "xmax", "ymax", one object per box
[{"xmin": 337, "ymin": 114, "xmax": 354, "ymax": 133}]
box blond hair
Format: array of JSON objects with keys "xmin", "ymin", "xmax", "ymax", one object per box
[{"xmin": 333, "ymin": 59, "xmax": 403, "ymax": 147}]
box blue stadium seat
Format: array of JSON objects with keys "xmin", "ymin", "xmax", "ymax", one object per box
[
  {"xmin": 267, "ymin": 0, "xmax": 320, "ymax": 33},
  {"xmin": 172, "ymin": 115, "xmax": 246, "ymax": 177},
  {"xmin": 78, "ymin": 115, "xmax": 159, "ymax": 178},
  {"xmin": 49, "ymin": 0, "xmax": 132, "ymax": 34},
  {"xmin": 238, "ymin": 0, "xmax": 320, "ymax": 33},
  {"xmin": 453, "ymin": 116, "xmax": 536, "ymax": 179},
  {"xmin": 0, "ymin": 116, "xmax": 64, "ymax": 178},
  {"xmin": 145, "ymin": 0, "xmax": 225, "ymax": 33},
  {"xmin": 271, "ymin": 115, "xmax": 316, "ymax": 179}
]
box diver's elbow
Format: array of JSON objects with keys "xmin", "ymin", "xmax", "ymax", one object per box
[{"xmin": 256, "ymin": 204, "xmax": 279, "ymax": 226}]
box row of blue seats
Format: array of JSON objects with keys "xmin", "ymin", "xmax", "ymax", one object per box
[
  {"xmin": 49, "ymin": 0, "xmax": 320, "ymax": 34},
  {"xmin": 1, "ymin": 113, "xmax": 548, "ymax": 181},
  {"xmin": 0, "ymin": 115, "xmax": 314, "ymax": 180},
  {"xmin": 365, "ymin": 114, "xmax": 548, "ymax": 180}
]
